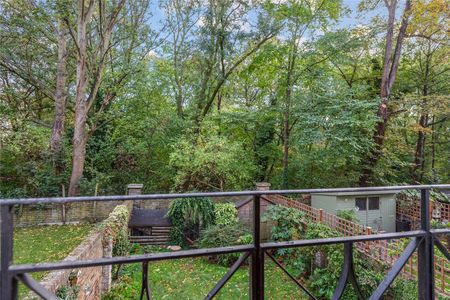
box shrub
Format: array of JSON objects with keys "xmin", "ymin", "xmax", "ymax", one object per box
[
  {"xmin": 214, "ymin": 203, "xmax": 239, "ymax": 226},
  {"xmin": 166, "ymin": 197, "xmax": 215, "ymax": 246},
  {"xmin": 198, "ymin": 223, "xmax": 252, "ymax": 266},
  {"xmin": 169, "ymin": 131, "xmax": 256, "ymax": 191},
  {"xmin": 262, "ymin": 205, "xmax": 307, "ymax": 242},
  {"xmin": 337, "ymin": 209, "xmax": 359, "ymax": 222},
  {"xmin": 99, "ymin": 204, "xmax": 131, "ymax": 279}
]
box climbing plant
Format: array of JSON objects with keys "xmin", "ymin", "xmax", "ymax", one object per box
[
  {"xmin": 214, "ymin": 203, "xmax": 239, "ymax": 226},
  {"xmin": 166, "ymin": 197, "xmax": 215, "ymax": 246}
]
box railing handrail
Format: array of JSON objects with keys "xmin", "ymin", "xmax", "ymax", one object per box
[
  {"xmin": 2, "ymin": 185, "xmax": 450, "ymax": 300},
  {"xmin": 1, "ymin": 184, "xmax": 449, "ymax": 206}
]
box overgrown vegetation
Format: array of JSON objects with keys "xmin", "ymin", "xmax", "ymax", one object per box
[
  {"xmin": 166, "ymin": 197, "xmax": 216, "ymax": 246},
  {"xmin": 264, "ymin": 206, "xmax": 418, "ymax": 299},
  {"xmin": 337, "ymin": 209, "xmax": 359, "ymax": 222},
  {"xmin": 214, "ymin": 203, "xmax": 239, "ymax": 226},
  {"xmin": 198, "ymin": 223, "xmax": 252, "ymax": 266},
  {"xmin": 100, "ymin": 204, "xmax": 131, "ymax": 278},
  {"xmin": 1, "ymin": 0, "xmax": 448, "ymax": 198},
  {"xmin": 263, "ymin": 205, "xmax": 307, "ymax": 242}
]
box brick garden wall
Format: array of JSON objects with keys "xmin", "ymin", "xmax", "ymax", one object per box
[
  {"xmin": 13, "ymin": 200, "xmax": 130, "ymax": 227},
  {"xmin": 26, "ymin": 204, "xmax": 132, "ymax": 300},
  {"xmin": 31, "ymin": 230, "xmax": 104, "ymax": 299},
  {"xmin": 12, "ymin": 194, "xmax": 262, "ymax": 227}
]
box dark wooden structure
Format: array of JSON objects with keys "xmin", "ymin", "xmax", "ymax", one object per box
[{"xmin": 128, "ymin": 208, "xmax": 172, "ymax": 245}]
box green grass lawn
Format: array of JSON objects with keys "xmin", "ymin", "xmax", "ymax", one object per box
[
  {"xmin": 103, "ymin": 247, "xmax": 309, "ymax": 300},
  {"xmin": 13, "ymin": 224, "xmax": 92, "ymax": 295}
]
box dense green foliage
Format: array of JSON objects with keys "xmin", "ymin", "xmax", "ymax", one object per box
[
  {"xmin": 263, "ymin": 206, "xmax": 418, "ymax": 299},
  {"xmin": 337, "ymin": 209, "xmax": 359, "ymax": 222},
  {"xmin": 99, "ymin": 204, "xmax": 132, "ymax": 279},
  {"xmin": 214, "ymin": 203, "xmax": 239, "ymax": 226},
  {"xmin": 262, "ymin": 205, "xmax": 307, "ymax": 242},
  {"xmin": 198, "ymin": 223, "xmax": 252, "ymax": 266},
  {"xmin": 1, "ymin": 0, "xmax": 448, "ymax": 198},
  {"xmin": 166, "ymin": 197, "xmax": 216, "ymax": 246}
]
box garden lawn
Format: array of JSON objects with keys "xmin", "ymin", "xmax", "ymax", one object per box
[
  {"xmin": 104, "ymin": 250, "xmax": 309, "ymax": 300},
  {"xmin": 14, "ymin": 224, "xmax": 92, "ymax": 295}
]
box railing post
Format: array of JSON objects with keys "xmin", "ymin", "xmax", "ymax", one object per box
[
  {"xmin": 250, "ymin": 195, "xmax": 263, "ymax": 299},
  {"xmin": 418, "ymin": 188, "xmax": 434, "ymax": 300},
  {"xmin": 1, "ymin": 205, "xmax": 18, "ymax": 300},
  {"xmin": 319, "ymin": 208, "xmax": 323, "ymax": 223}
]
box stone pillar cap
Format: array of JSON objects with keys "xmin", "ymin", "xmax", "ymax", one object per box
[
  {"xmin": 127, "ymin": 184, "xmax": 144, "ymax": 188},
  {"xmin": 255, "ymin": 182, "xmax": 271, "ymax": 191}
]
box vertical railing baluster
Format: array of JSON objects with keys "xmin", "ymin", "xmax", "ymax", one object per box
[
  {"xmin": 418, "ymin": 188, "xmax": 434, "ymax": 299},
  {"xmin": 140, "ymin": 261, "xmax": 151, "ymax": 300},
  {"xmin": 1, "ymin": 205, "xmax": 18, "ymax": 300},
  {"xmin": 250, "ymin": 194, "xmax": 263, "ymax": 300}
]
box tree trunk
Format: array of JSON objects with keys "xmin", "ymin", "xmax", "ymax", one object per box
[
  {"xmin": 282, "ymin": 55, "xmax": 294, "ymax": 189},
  {"xmin": 50, "ymin": 20, "xmax": 68, "ymax": 173},
  {"xmin": 68, "ymin": 0, "xmax": 92, "ymax": 196},
  {"xmin": 359, "ymin": 0, "xmax": 412, "ymax": 186},
  {"xmin": 412, "ymin": 114, "xmax": 428, "ymax": 183},
  {"xmin": 282, "ymin": 98, "xmax": 290, "ymax": 189},
  {"xmin": 431, "ymin": 116, "xmax": 436, "ymax": 173}
]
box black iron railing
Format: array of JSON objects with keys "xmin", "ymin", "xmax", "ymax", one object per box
[{"xmin": 1, "ymin": 185, "xmax": 450, "ymax": 300}]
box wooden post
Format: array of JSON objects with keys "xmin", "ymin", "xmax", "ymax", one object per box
[
  {"xmin": 366, "ymin": 227, "xmax": 372, "ymax": 254},
  {"xmin": 319, "ymin": 209, "xmax": 323, "ymax": 223},
  {"xmin": 61, "ymin": 184, "xmax": 66, "ymax": 224}
]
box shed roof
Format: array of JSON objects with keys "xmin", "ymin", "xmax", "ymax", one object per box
[
  {"xmin": 313, "ymin": 190, "xmax": 402, "ymax": 197},
  {"xmin": 128, "ymin": 208, "xmax": 172, "ymax": 227}
]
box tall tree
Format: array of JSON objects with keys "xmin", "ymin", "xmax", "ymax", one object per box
[
  {"xmin": 50, "ymin": 13, "xmax": 69, "ymax": 172},
  {"xmin": 265, "ymin": 0, "xmax": 342, "ymax": 188},
  {"xmin": 359, "ymin": 0, "xmax": 412, "ymax": 186},
  {"xmin": 0, "ymin": 0, "xmax": 71, "ymax": 172},
  {"xmin": 68, "ymin": 0, "xmax": 150, "ymax": 195}
]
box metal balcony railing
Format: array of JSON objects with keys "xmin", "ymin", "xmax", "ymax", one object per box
[{"xmin": 1, "ymin": 185, "xmax": 450, "ymax": 300}]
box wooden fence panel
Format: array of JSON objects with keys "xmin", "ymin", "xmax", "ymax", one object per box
[{"xmin": 267, "ymin": 194, "xmax": 450, "ymax": 298}]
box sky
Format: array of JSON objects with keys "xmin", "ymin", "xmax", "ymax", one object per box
[
  {"xmin": 146, "ymin": 0, "xmax": 393, "ymax": 46},
  {"xmin": 149, "ymin": 0, "xmax": 393, "ymax": 28},
  {"xmin": 340, "ymin": 0, "xmax": 384, "ymax": 27}
]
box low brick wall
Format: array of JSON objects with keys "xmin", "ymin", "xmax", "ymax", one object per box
[
  {"xmin": 11, "ymin": 195, "xmax": 254, "ymax": 227},
  {"xmin": 27, "ymin": 203, "xmax": 131, "ymax": 299},
  {"xmin": 13, "ymin": 200, "xmax": 131, "ymax": 227}
]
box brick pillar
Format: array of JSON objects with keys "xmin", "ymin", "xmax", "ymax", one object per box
[
  {"xmin": 255, "ymin": 182, "xmax": 271, "ymax": 191},
  {"xmin": 127, "ymin": 184, "xmax": 143, "ymax": 195},
  {"xmin": 127, "ymin": 184, "xmax": 143, "ymax": 209}
]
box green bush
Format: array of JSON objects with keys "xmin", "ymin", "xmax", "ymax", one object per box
[
  {"xmin": 166, "ymin": 197, "xmax": 215, "ymax": 246},
  {"xmin": 214, "ymin": 203, "xmax": 239, "ymax": 226},
  {"xmin": 169, "ymin": 129, "xmax": 256, "ymax": 191},
  {"xmin": 337, "ymin": 209, "xmax": 359, "ymax": 222},
  {"xmin": 99, "ymin": 204, "xmax": 131, "ymax": 279},
  {"xmin": 198, "ymin": 223, "xmax": 252, "ymax": 266},
  {"xmin": 263, "ymin": 205, "xmax": 307, "ymax": 242}
]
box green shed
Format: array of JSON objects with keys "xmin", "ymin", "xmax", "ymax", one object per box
[{"xmin": 311, "ymin": 190, "xmax": 400, "ymax": 232}]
